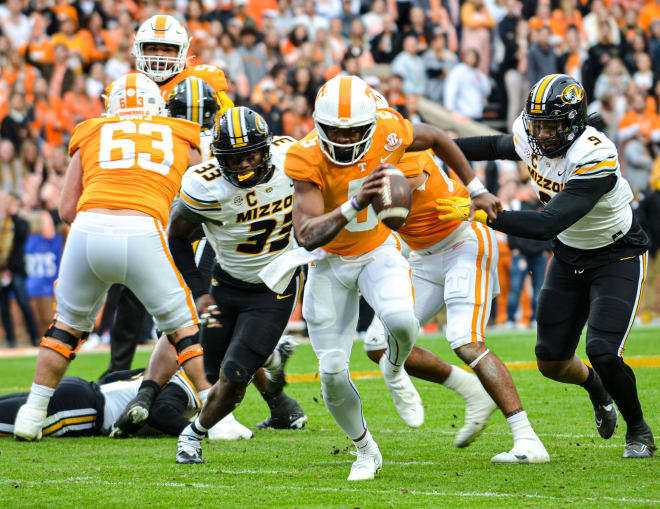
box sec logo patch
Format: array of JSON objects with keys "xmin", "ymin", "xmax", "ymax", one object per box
[{"xmin": 384, "ymin": 133, "xmax": 402, "ymax": 151}]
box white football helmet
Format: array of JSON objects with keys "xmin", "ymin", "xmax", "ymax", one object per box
[
  {"xmin": 313, "ymin": 75, "xmax": 378, "ymax": 166},
  {"xmin": 371, "ymin": 87, "xmax": 390, "ymax": 109},
  {"xmin": 106, "ymin": 73, "xmax": 164, "ymax": 118},
  {"xmin": 133, "ymin": 15, "xmax": 189, "ymax": 82}
]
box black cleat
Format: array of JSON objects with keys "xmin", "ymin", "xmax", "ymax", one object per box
[
  {"xmin": 623, "ymin": 428, "xmax": 656, "ymax": 458},
  {"xmin": 176, "ymin": 436, "xmax": 204, "ymax": 464},
  {"xmin": 593, "ymin": 400, "xmax": 618, "ymax": 439},
  {"xmin": 109, "ymin": 393, "xmax": 152, "ymax": 438},
  {"xmin": 257, "ymin": 393, "xmax": 308, "ymax": 430}
]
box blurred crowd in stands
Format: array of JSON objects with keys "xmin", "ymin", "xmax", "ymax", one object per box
[{"xmin": 0, "ymin": 0, "xmax": 659, "ymax": 346}]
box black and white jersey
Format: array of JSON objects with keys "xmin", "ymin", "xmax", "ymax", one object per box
[
  {"xmin": 512, "ymin": 115, "xmax": 633, "ymax": 250},
  {"xmin": 178, "ymin": 136, "xmax": 297, "ymax": 284}
]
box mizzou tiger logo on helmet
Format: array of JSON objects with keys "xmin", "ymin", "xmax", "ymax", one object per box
[{"xmin": 560, "ymin": 84, "xmax": 584, "ymax": 105}]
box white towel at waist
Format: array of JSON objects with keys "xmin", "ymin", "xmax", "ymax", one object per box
[{"xmin": 258, "ymin": 247, "xmax": 328, "ymax": 293}]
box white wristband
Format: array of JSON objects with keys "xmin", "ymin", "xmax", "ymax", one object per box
[
  {"xmin": 466, "ymin": 177, "xmax": 487, "ymax": 198},
  {"xmin": 340, "ymin": 200, "xmax": 359, "ymax": 222}
]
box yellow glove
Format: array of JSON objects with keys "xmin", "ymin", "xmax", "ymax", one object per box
[{"xmin": 436, "ymin": 196, "xmax": 488, "ymax": 225}]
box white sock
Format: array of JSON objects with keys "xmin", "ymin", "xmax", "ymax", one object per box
[
  {"xmin": 25, "ymin": 383, "xmax": 55, "ymax": 412},
  {"xmin": 182, "ymin": 418, "xmax": 207, "ymax": 441},
  {"xmin": 198, "ymin": 388, "xmax": 210, "ymax": 405},
  {"xmin": 441, "ymin": 365, "xmax": 479, "ymax": 400},
  {"xmin": 507, "ymin": 411, "xmax": 536, "ymax": 442},
  {"xmin": 381, "ymin": 353, "xmax": 402, "ymax": 377},
  {"xmin": 353, "ymin": 429, "xmax": 378, "ymax": 454}
]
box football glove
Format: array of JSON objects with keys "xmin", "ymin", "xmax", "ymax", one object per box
[{"xmin": 436, "ymin": 196, "xmax": 488, "ymax": 225}]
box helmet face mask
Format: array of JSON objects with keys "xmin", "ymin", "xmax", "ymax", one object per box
[
  {"xmin": 313, "ymin": 75, "xmax": 378, "ymax": 166},
  {"xmin": 523, "ymin": 74, "xmax": 587, "ymax": 158},
  {"xmin": 211, "ymin": 107, "xmax": 273, "ymax": 188},
  {"xmin": 166, "ymin": 77, "xmax": 219, "ymax": 130},
  {"xmin": 134, "ymin": 15, "xmax": 189, "ymax": 82},
  {"xmin": 316, "ymin": 122, "xmax": 375, "ymax": 165}
]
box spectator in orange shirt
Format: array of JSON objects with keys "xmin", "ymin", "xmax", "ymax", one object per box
[
  {"xmin": 50, "ymin": 7, "xmax": 89, "ymax": 71},
  {"xmin": 2, "ymin": 52, "xmax": 38, "ymax": 104},
  {"xmin": 550, "ymin": 0, "xmax": 584, "ymax": 39},
  {"xmin": 282, "ymin": 94, "xmax": 314, "ymax": 138},
  {"xmin": 31, "ymin": 77, "xmax": 70, "ymax": 150},
  {"xmin": 63, "ymin": 74, "xmax": 104, "ymax": 127},
  {"xmin": 619, "ymin": 90, "xmax": 660, "ymax": 142},
  {"xmin": 460, "ymin": 0, "xmax": 496, "ymax": 75},
  {"xmin": 639, "ymin": 0, "xmax": 660, "ymax": 35}
]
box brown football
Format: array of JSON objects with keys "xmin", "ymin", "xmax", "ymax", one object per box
[{"xmin": 370, "ymin": 165, "xmax": 412, "ymax": 230}]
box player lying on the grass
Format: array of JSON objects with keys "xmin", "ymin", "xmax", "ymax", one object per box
[
  {"xmin": 13, "ymin": 73, "xmax": 211, "ymax": 441},
  {"xmin": 110, "ymin": 84, "xmax": 306, "ymax": 439},
  {"xmin": 0, "ymin": 339, "xmax": 207, "ymax": 438},
  {"xmin": 363, "ymin": 149, "xmax": 548, "ymax": 463},
  {"xmin": 168, "ymin": 107, "xmax": 307, "ymax": 463},
  {"xmin": 438, "ymin": 73, "xmax": 655, "ymax": 458}
]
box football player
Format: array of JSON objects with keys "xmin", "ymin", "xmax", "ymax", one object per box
[
  {"xmin": 1, "ymin": 337, "xmax": 204, "ymax": 438},
  {"xmin": 13, "ymin": 73, "xmax": 208, "ymax": 440},
  {"xmin": 168, "ymin": 107, "xmax": 306, "ymax": 464},
  {"xmin": 364, "ymin": 150, "xmax": 548, "ymax": 463},
  {"xmin": 105, "ymin": 14, "xmax": 234, "ymax": 378},
  {"xmin": 438, "ymin": 74, "xmax": 655, "ymax": 458},
  {"xmin": 283, "ymin": 75, "xmax": 504, "ymax": 480}
]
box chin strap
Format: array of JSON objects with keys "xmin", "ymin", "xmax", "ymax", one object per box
[{"xmin": 39, "ymin": 325, "xmax": 88, "ymax": 360}]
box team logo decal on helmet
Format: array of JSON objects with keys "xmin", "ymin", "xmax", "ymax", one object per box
[
  {"xmin": 212, "ymin": 106, "xmax": 274, "ymax": 188},
  {"xmin": 560, "ymin": 84, "xmax": 584, "ymax": 105},
  {"xmin": 523, "ymin": 74, "xmax": 587, "ymax": 157}
]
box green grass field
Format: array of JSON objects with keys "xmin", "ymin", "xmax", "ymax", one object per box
[{"xmin": 1, "ymin": 328, "xmax": 659, "ymax": 508}]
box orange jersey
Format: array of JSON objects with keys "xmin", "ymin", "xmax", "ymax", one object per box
[
  {"xmin": 158, "ymin": 64, "xmax": 234, "ymax": 115},
  {"xmin": 285, "ymin": 108, "xmax": 418, "ymax": 256},
  {"xmin": 69, "ymin": 116, "xmax": 200, "ymax": 226},
  {"xmin": 397, "ymin": 150, "xmax": 468, "ymax": 250}
]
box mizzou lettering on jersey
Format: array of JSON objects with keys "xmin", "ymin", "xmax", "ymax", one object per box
[
  {"xmin": 396, "ymin": 150, "xmax": 468, "ymax": 250},
  {"xmin": 285, "ymin": 108, "xmax": 419, "ymax": 256},
  {"xmin": 178, "ymin": 135, "xmax": 297, "ymax": 283},
  {"xmin": 158, "ymin": 64, "xmax": 234, "ymax": 115},
  {"xmin": 527, "ymin": 166, "xmax": 565, "ymax": 196},
  {"xmin": 236, "ymin": 194, "xmax": 294, "ymax": 223},
  {"xmin": 69, "ymin": 116, "xmax": 200, "ymax": 226}
]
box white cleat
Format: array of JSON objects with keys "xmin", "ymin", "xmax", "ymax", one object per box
[
  {"xmin": 454, "ymin": 383, "xmax": 498, "ymax": 448},
  {"xmin": 208, "ymin": 413, "xmax": 254, "ymax": 441},
  {"xmin": 14, "ymin": 405, "xmax": 45, "ymax": 441},
  {"xmin": 379, "ymin": 355, "xmax": 424, "ymax": 428},
  {"xmin": 491, "ymin": 437, "xmax": 550, "ymax": 464},
  {"xmin": 347, "ymin": 449, "xmax": 383, "ymax": 481}
]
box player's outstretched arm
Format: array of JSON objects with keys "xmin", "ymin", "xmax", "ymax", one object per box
[
  {"xmin": 292, "ymin": 167, "xmax": 387, "ymax": 251},
  {"xmin": 59, "ymin": 150, "xmax": 83, "ymax": 225},
  {"xmin": 408, "ymin": 123, "xmax": 502, "ymax": 220},
  {"xmin": 168, "ymin": 204, "xmax": 220, "ymax": 326},
  {"xmin": 453, "ymin": 134, "xmax": 521, "ymax": 162}
]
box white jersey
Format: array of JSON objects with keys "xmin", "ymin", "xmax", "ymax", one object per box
[
  {"xmin": 100, "ymin": 370, "xmax": 201, "ymax": 435},
  {"xmin": 200, "ymin": 128, "xmax": 213, "ymax": 161},
  {"xmin": 179, "ymin": 135, "xmax": 297, "ymax": 283},
  {"xmin": 512, "ymin": 115, "xmax": 633, "ymax": 250}
]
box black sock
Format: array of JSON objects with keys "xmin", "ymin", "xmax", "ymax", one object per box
[
  {"xmin": 578, "ymin": 366, "xmax": 611, "ymax": 407},
  {"xmin": 589, "ymin": 354, "xmax": 646, "ymax": 433},
  {"xmin": 264, "ymin": 391, "xmax": 288, "ymax": 411},
  {"xmin": 137, "ymin": 380, "xmax": 160, "ymax": 406}
]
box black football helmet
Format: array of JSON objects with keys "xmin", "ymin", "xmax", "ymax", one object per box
[
  {"xmin": 166, "ymin": 77, "xmax": 219, "ymax": 130},
  {"xmin": 211, "ymin": 106, "xmax": 273, "ymax": 188},
  {"xmin": 523, "ymin": 74, "xmax": 587, "ymax": 158}
]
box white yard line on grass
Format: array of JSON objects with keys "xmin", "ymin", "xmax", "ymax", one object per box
[{"xmin": 6, "ymin": 477, "xmax": 660, "ymax": 505}]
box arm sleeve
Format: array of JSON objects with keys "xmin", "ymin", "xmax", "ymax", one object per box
[
  {"xmin": 454, "ymin": 134, "xmax": 520, "ymax": 161},
  {"xmin": 146, "ymin": 383, "xmax": 192, "ymax": 436},
  {"xmin": 488, "ymin": 175, "xmax": 617, "ymax": 240}
]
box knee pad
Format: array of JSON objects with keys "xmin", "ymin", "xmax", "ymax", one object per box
[
  {"xmin": 380, "ymin": 310, "xmax": 419, "ymax": 346},
  {"xmin": 319, "ymin": 349, "xmax": 347, "ymax": 376},
  {"xmin": 221, "ymin": 359, "xmax": 254, "ymax": 384},
  {"xmin": 589, "ymin": 296, "xmax": 631, "ymax": 335},
  {"xmin": 40, "ymin": 325, "xmax": 88, "ymax": 360},
  {"xmin": 169, "ymin": 332, "xmax": 204, "ymax": 366}
]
